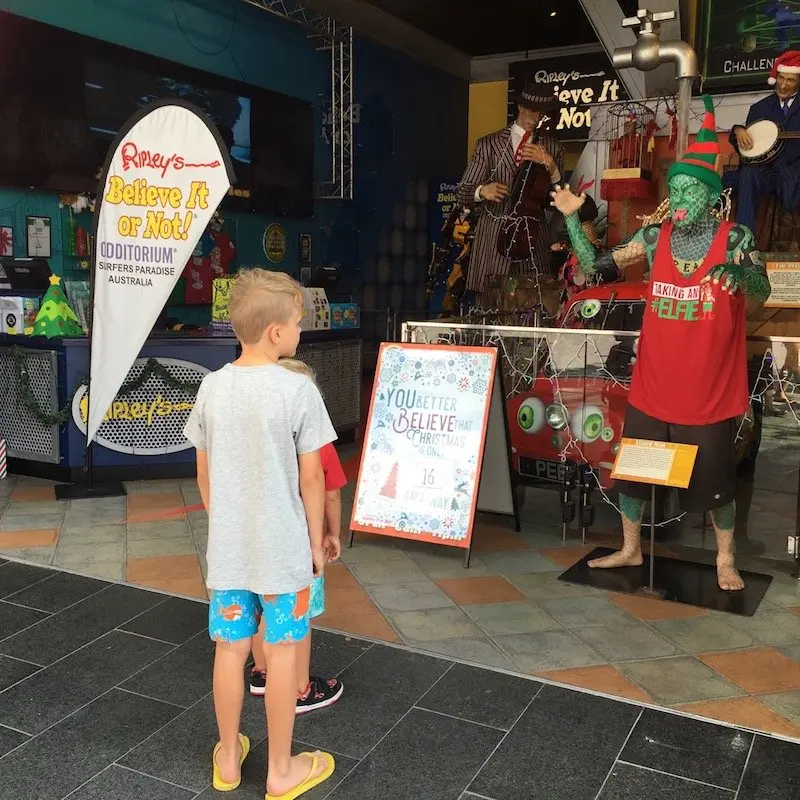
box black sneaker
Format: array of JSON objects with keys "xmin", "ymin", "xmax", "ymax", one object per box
[
  {"xmin": 296, "ymin": 676, "xmax": 344, "ymax": 715},
  {"xmin": 249, "ymin": 667, "xmax": 266, "ymax": 696}
]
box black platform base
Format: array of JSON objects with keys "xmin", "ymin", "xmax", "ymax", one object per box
[
  {"xmin": 558, "ymin": 547, "xmax": 773, "ymax": 617},
  {"xmin": 55, "ymin": 481, "xmax": 127, "ymax": 501}
]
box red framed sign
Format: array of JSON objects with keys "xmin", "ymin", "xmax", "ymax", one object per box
[{"xmin": 350, "ymin": 342, "xmax": 499, "ymax": 550}]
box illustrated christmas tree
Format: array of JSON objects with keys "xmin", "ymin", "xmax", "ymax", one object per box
[
  {"xmin": 33, "ymin": 275, "xmax": 84, "ymax": 337},
  {"xmin": 380, "ymin": 462, "xmax": 398, "ymax": 499}
]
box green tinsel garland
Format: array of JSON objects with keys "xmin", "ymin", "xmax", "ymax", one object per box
[{"xmin": 9, "ymin": 347, "xmax": 202, "ymax": 428}]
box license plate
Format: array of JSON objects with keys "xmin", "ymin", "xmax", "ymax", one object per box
[{"xmin": 519, "ymin": 457, "xmax": 568, "ymax": 483}]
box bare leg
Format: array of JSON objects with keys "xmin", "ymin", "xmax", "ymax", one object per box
[
  {"xmin": 213, "ymin": 638, "xmax": 250, "ymax": 785},
  {"xmin": 296, "ymin": 631, "xmax": 312, "ymax": 695},
  {"xmin": 264, "ymin": 636, "xmax": 331, "ymax": 796},
  {"xmin": 252, "ymin": 617, "xmax": 266, "ymax": 672},
  {"xmin": 588, "ymin": 493, "xmax": 645, "ymax": 569},
  {"xmin": 710, "ymin": 501, "xmax": 745, "ymax": 591}
]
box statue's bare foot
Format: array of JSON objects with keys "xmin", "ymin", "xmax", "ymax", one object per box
[
  {"xmin": 716, "ymin": 557, "xmax": 745, "ymax": 591},
  {"xmin": 588, "ymin": 550, "xmax": 643, "ymax": 569}
]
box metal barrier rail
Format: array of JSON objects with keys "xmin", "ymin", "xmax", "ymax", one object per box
[{"xmin": 397, "ymin": 319, "xmax": 800, "ymax": 576}]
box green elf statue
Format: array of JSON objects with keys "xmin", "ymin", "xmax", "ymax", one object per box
[{"xmin": 551, "ymin": 96, "xmax": 771, "ymax": 591}]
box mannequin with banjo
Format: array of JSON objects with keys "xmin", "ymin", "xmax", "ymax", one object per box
[{"xmin": 728, "ymin": 50, "xmax": 800, "ymax": 234}]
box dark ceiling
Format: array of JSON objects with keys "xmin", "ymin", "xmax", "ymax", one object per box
[{"xmin": 361, "ymin": 0, "xmax": 642, "ymax": 57}]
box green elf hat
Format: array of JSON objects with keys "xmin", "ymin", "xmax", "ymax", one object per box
[{"xmin": 666, "ymin": 95, "xmax": 722, "ymax": 194}]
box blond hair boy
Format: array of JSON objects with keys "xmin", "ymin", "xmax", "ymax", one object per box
[{"xmin": 184, "ymin": 269, "xmax": 336, "ymax": 798}]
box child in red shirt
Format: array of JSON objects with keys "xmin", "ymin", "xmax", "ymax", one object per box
[{"xmin": 249, "ymin": 359, "xmax": 346, "ymax": 714}]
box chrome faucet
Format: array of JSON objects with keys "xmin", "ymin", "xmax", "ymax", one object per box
[{"xmin": 612, "ymin": 8, "xmax": 698, "ymax": 80}]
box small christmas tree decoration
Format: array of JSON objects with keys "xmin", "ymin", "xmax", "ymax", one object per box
[
  {"xmin": 33, "ymin": 275, "xmax": 84, "ymax": 337},
  {"xmin": 380, "ymin": 462, "xmax": 399, "ymax": 499}
]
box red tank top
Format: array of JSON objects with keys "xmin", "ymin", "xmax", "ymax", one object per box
[{"xmin": 627, "ymin": 221, "xmax": 748, "ymax": 425}]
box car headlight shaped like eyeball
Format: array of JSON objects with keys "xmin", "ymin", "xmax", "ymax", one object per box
[
  {"xmin": 570, "ymin": 404, "xmax": 605, "ymax": 443},
  {"xmin": 517, "ymin": 397, "xmax": 546, "ymax": 434},
  {"xmin": 545, "ymin": 403, "xmax": 570, "ymax": 431}
]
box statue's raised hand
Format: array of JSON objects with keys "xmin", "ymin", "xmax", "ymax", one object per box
[{"xmin": 550, "ymin": 184, "xmax": 586, "ymax": 217}]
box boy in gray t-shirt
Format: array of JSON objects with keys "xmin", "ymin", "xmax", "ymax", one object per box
[{"xmin": 183, "ymin": 269, "xmax": 337, "ymax": 798}]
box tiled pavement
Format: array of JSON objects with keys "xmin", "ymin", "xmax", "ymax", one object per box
[
  {"xmin": 1, "ymin": 561, "xmax": 799, "ymax": 799},
  {"xmin": 1, "ymin": 473, "xmax": 800, "ymax": 743}
]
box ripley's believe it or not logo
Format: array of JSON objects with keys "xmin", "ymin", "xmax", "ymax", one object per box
[{"xmin": 71, "ymin": 357, "xmax": 209, "ymax": 455}]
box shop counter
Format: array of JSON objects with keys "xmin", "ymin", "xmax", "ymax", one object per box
[{"xmin": 0, "ymin": 330, "xmax": 361, "ymax": 482}]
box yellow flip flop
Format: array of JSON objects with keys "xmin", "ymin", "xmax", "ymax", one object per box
[
  {"xmin": 212, "ymin": 733, "xmax": 251, "ymax": 791},
  {"xmin": 265, "ymin": 751, "xmax": 336, "ymax": 800}
]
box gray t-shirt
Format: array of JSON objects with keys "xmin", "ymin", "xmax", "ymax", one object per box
[{"xmin": 183, "ymin": 363, "xmax": 336, "ymax": 595}]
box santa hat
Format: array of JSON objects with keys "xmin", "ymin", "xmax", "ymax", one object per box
[
  {"xmin": 769, "ymin": 50, "xmax": 800, "ymax": 85},
  {"xmin": 666, "ymin": 95, "xmax": 721, "ymax": 194}
]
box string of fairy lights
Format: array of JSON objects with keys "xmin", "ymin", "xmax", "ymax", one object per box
[{"xmin": 405, "ymin": 321, "xmax": 800, "ymax": 527}]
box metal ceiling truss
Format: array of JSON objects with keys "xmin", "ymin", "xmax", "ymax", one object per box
[{"xmin": 243, "ymin": 0, "xmax": 354, "ymax": 199}]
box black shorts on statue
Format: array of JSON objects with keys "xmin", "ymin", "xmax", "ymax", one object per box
[{"xmin": 615, "ymin": 405, "xmax": 738, "ymax": 513}]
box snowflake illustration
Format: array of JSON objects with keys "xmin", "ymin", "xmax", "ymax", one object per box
[
  {"xmin": 458, "ymin": 376, "xmax": 470, "ymax": 391},
  {"xmin": 472, "ymin": 378, "xmax": 488, "ymax": 395}
]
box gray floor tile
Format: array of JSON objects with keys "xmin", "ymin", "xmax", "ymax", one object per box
[
  {"xmin": 758, "ymin": 690, "xmax": 800, "ymax": 728},
  {"xmin": 495, "ymin": 630, "xmax": 605, "ymax": 673},
  {"xmin": 348, "ymin": 554, "xmax": 429, "ymax": 585},
  {"xmin": 652, "ymin": 616, "xmax": 757, "ymax": 654},
  {"xmin": 417, "ymin": 662, "xmax": 541, "ymax": 730},
  {"xmin": 368, "ymin": 580, "xmax": 454, "ymax": 612},
  {"xmin": 121, "ymin": 631, "xmax": 213, "ymax": 708},
  {"xmin": 463, "ymin": 601, "xmax": 562, "ymax": 636},
  {"xmin": 0, "ymin": 600, "xmax": 50, "ymax": 640},
  {"xmin": 193, "ymin": 739, "xmax": 359, "ymax": 800},
  {"xmin": 618, "ymin": 657, "xmax": 745, "ymax": 706},
  {"xmin": 506, "ymin": 571, "xmax": 601, "ymax": 600},
  {"xmin": 58, "ymin": 524, "xmax": 126, "ymax": 544},
  {"xmin": 471, "ymin": 684, "xmax": 641, "ymax": 800},
  {"xmin": 598, "ymin": 763, "xmax": 732, "ymax": 799},
  {"xmin": 1, "ymin": 502, "xmax": 65, "ymax": 517},
  {"xmin": 126, "ymin": 537, "xmax": 197, "ymax": 559},
  {"xmin": 68, "ymin": 765, "xmax": 196, "ymax": 800},
  {"xmin": 119, "ymin": 693, "xmax": 268, "ymax": 792},
  {"xmin": 4, "ymin": 571, "xmax": 109, "ymax": 613},
  {"xmin": 480, "ymin": 550, "xmax": 563, "ymax": 575},
  {"xmin": 538, "ymin": 595, "xmax": 639, "ymax": 629},
  {"xmin": 0, "ymin": 724, "xmax": 28, "ymax": 757},
  {"xmin": 75, "ymin": 561, "xmax": 125, "ymax": 582},
  {"xmin": 327, "ymin": 708, "xmax": 503, "ymax": 800},
  {"xmin": 406, "ymin": 636, "xmax": 517, "ymax": 671},
  {"xmin": 763, "ymin": 579, "xmax": 800, "ymax": 609},
  {"xmin": 0, "ymin": 583, "xmax": 165, "ymax": 665},
  {"xmin": 0, "ymin": 630, "xmax": 173, "ymax": 734},
  {"xmin": 0, "ymin": 546, "xmax": 55, "ymax": 564},
  {"xmin": 0, "ymin": 654, "xmax": 40, "ymax": 692},
  {"xmin": 722, "ymin": 607, "xmax": 800, "ymax": 647},
  {"xmin": 405, "ymin": 547, "xmax": 494, "ymax": 579},
  {"xmin": 780, "ymin": 642, "xmax": 800, "ymax": 664},
  {"xmin": 622, "ymin": 709, "xmax": 753, "ymax": 789},
  {"xmin": 338, "ymin": 536, "xmax": 401, "ymax": 564},
  {"xmin": 55, "ymin": 540, "xmax": 125, "ymax": 565},
  {"xmin": 128, "ymin": 520, "xmax": 191, "ymax": 540},
  {"xmin": 120, "ymin": 596, "xmax": 208, "ymax": 645},
  {"xmin": 63, "ymin": 497, "xmax": 126, "ymax": 526},
  {"xmin": 573, "ymin": 624, "xmax": 681, "ymax": 662},
  {"xmin": 292, "ymin": 644, "xmax": 451, "ymax": 758},
  {"xmin": 125, "ymin": 480, "xmax": 182, "ymax": 494},
  {"xmin": 0, "ymin": 561, "xmax": 51, "ymax": 597},
  {"xmin": 388, "ymin": 607, "xmax": 483, "ymax": 642},
  {"xmin": 0, "ymin": 689, "xmax": 180, "ymax": 800},
  {"xmin": 737, "ymin": 734, "xmax": 800, "ymax": 799}
]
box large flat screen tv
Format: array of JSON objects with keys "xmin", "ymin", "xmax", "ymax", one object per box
[{"xmin": 0, "ymin": 11, "xmax": 314, "ymax": 217}]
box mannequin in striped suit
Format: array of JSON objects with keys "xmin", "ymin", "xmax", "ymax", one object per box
[{"xmin": 456, "ymin": 90, "xmax": 565, "ymax": 305}]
